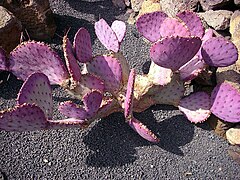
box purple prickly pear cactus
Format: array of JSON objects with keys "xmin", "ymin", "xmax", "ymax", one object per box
[
  {"xmin": 73, "ymin": 27, "xmax": 92, "ymax": 63},
  {"xmin": 150, "ymin": 36, "xmax": 202, "ymax": 71},
  {"xmin": 178, "ymin": 92, "xmax": 211, "ymax": 123},
  {"xmin": 9, "ymin": 41, "xmax": 69, "ymax": 85},
  {"xmin": 201, "ymin": 37, "xmax": 238, "ymax": 67},
  {"xmin": 136, "ymin": 11, "xmax": 168, "ymax": 42},
  {"xmin": 17, "ymin": 72, "xmax": 53, "ymax": 119},
  {"xmin": 111, "ymin": 20, "xmax": 126, "ymax": 43},
  {"xmin": 211, "ymin": 82, "xmax": 240, "ymax": 123}
]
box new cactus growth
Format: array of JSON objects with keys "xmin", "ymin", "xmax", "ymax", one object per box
[{"xmin": 0, "ymin": 11, "xmax": 239, "ymax": 143}]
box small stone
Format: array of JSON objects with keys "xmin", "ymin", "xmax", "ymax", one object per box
[
  {"xmin": 138, "ymin": 0, "xmax": 161, "ymax": 17},
  {"xmin": 200, "ymin": 0, "xmax": 231, "ymax": 11},
  {"xmin": 0, "ymin": 6, "xmax": 22, "ymax": 53},
  {"xmin": 234, "ymin": 0, "xmax": 240, "ymax": 6},
  {"xmin": 198, "ymin": 10, "xmax": 233, "ymax": 30},
  {"xmin": 228, "ymin": 145, "xmax": 240, "ymax": 164},
  {"xmin": 226, "ymin": 126, "xmax": 240, "ymax": 145},
  {"xmin": 160, "ymin": 0, "xmax": 199, "ymax": 16},
  {"xmin": 131, "ymin": 0, "xmax": 144, "ymax": 12},
  {"xmin": 43, "ymin": 159, "xmax": 48, "ymax": 163}
]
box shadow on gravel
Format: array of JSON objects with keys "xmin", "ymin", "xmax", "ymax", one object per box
[
  {"xmin": 0, "ymin": 72, "xmax": 23, "ymax": 100},
  {"xmin": 83, "ymin": 105, "xmax": 195, "ymax": 167},
  {"xmin": 52, "ymin": 14, "xmax": 96, "ymax": 46},
  {"xmin": 67, "ymin": 0, "xmax": 126, "ymax": 23}
]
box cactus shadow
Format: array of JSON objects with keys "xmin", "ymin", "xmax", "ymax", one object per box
[
  {"xmin": 66, "ymin": 0, "xmax": 126, "ymax": 23},
  {"xmin": 83, "ymin": 105, "xmax": 195, "ymax": 167}
]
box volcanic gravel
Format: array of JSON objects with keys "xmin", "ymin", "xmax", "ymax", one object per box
[{"xmin": 0, "ymin": 0, "xmax": 239, "ymax": 179}]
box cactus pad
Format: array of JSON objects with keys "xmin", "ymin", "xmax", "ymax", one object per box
[
  {"xmin": 179, "ymin": 55, "xmax": 206, "ymax": 81},
  {"xmin": 136, "ymin": 11, "xmax": 168, "ymax": 42},
  {"xmin": 201, "ymin": 37, "xmax": 238, "ymax": 67},
  {"xmin": 111, "ymin": 20, "xmax": 126, "ymax": 43},
  {"xmin": 95, "ymin": 19, "xmax": 119, "ymax": 52},
  {"xmin": 59, "ymin": 91, "xmax": 102, "ymax": 120},
  {"xmin": 0, "ymin": 48, "xmax": 7, "ymax": 70},
  {"xmin": 63, "ymin": 36, "xmax": 82, "ymax": 82},
  {"xmin": 178, "ymin": 92, "xmax": 211, "ymax": 123},
  {"xmin": 176, "ymin": 11, "xmax": 204, "ymax": 38},
  {"xmin": 87, "ymin": 55, "xmax": 122, "ymax": 93},
  {"xmin": 159, "ymin": 17, "xmax": 191, "ymax": 38},
  {"xmin": 9, "ymin": 41, "xmax": 69, "ymax": 85},
  {"xmin": 17, "ymin": 73, "xmax": 53, "ymax": 119},
  {"xmin": 128, "ymin": 117, "xmax": 160, "ymax": 142},
  {"xmin": 0, "ymin": 104, "xmax": 48, "ymax": 131},
  {"xmin": 124, "ymin": 69, "xmax": 135, "ymax": 119},
  {"xmin": 150, "ymin": 36, "xmax": 202, "ymax": 71},
  {"xmin": 73, "ymin": 27, "xmax": 92, "ymax": 63},
  {"xmin": 148, "ymin": 62, "xmax": 173, "ymax": 86},
  {"xmin": 211, "ymin": 82, "xmax": 240, "ymax": 123}
]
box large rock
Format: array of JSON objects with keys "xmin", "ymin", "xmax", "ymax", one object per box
[
  {"xmin": 234, "ymin": 0, "xmax": 240, "ymax": 6},
  {"xmin": 226, "ymin": 126, "xmax": 240, "ymax": 145},
  {"xmin": 2, "ymin": 0, "xmax": 56, "ymax": 41},
  {"xmin": 198, "ymin": 10, "xmax": 233, "ymax": 30},
  {"xmin": 0, "ymin": 6, "xmax": 22, "ymax": 53},
  {"xmin": 160, "ymin": 0, "xmax": 198, "ymax": 16},
  {"xmin": 230, "ymin": 10, "xmax": 240, "ymax": 41},
  {"xmin": 131, "ymin": 0, "xmax": 145, "ymax": 12},
  {"xmin": 200, "ymin": 0, "xmax": 231, "ymax": 11}
]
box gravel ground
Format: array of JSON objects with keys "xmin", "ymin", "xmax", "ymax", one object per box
[{"xmin": 0, "ymin": 0, "xmax": 239, "ymax": 179}]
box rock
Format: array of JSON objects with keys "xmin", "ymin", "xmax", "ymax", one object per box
[
  {"xmin": 198, "ymin": 10, "xmax": 233, "ymax": 30},
  {"xmin": 131, "ymin": 0, "xmax": 144, "ymax": 12},
  {"xmin": 160, "ymin": 0, "xmax": 199, "ymax": 16},
  {"xmin": 228, "ymin": 145, "xmax": 240, "ymax": 164},
  {"xmin": 207, "ymin": 115, "xmax": 235, "ymax": 139},
  {"xmin": 138, "ymin": 0, "xmax": 161, "ymax": 16},
  {"xmin": 200, "ymin": 0, "xmax": 231, "ymax": 11},
  {"xmin": 230, "ymin": 10, "xmax": 240, "ymax": 41},
  {"xmin": 2, "ymin": 0, "xmax": 56, "ymax": 41},
  {"xmin": 226, "ymin": 126, "xmax": 240, "ymax": 145},
  {"xmin": 234, "ymin": 0, "xmax": 240, "ymax": 6},
  {"xmin": 0, "ymin": 6, "xmax": 22, "ymax": 54}
]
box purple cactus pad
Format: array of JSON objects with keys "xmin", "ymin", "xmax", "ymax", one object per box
[
  {"xmin": 17, "ymin": 73, "xmax": 53, "ymax": 119},
  {"xmin": 211, "ymin": 82, "xmax": 240, "ymax": 123},
  {"xmin": 73, "ymin": 27, "xmax": 93, "ymax": 63},
  {"xmin": 80, "ymin": 74, "xmax": 105, "ymax": 93},
  {"xmin": 128, "ymin": 117, "xmax": 160, "ymax": 143},
  {"xmin": 176, "ymin": 11, "xmax": 204, "ymax": 38},
  {"xmin": 178, "ymin": 92, "xmax": 211, "ymax": 123},
  {"xmin": 0, "ymin": 104, "xmax": 48, "ymax": 131},
  {"xmin": 124, "ymin": 69, "xmax": 135, "ymax": 119},
  {"xmin": 63, "ymin": 36, "xmax": 82, "ymax": 82},
  {"xmin": 111, "ymin": 20, "xmax": 126, "ymax": 43},
  {"xmin": 150, "ymin": 36, "xmax": 202, "ymax": 71},
  {"xmin": 136, "ymin": 11, "xmax": 168, "ymax": 42},
  {"xmin": 87, "ymin": 55, "xmax": 122, "ymax": 93},
  {"xmin": 201, "ymin": 37, "xmax": 238, "ymax": 67},
  {"xmin": 160, "ymin": 17, "xmax": 191, "ymax": 38},
  {"xmin": 95, "ymin": 19, "xmax": 119, "ymax": 52},
  {"xmin": 9, "ymin": 41, "xmax": 69, "ymax": 85}
]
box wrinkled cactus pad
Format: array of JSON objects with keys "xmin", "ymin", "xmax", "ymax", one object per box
[
  {"xmin": 9, "ymin": 41, "xmax": 69, "ymax": 85},
  {"xmin": 178, "ymin": 92, "xmax": 211, "ymax": 123},
  {"xmin": 159, "ymin": 17, "xmax": 190, "ymax": 38},
  {"xmin": 63, "ymin": 36, "xmax": 82, "ymax": 83},
  {"xmin": 111, "ymin": 20, "xmax": 126, "ymax": 43},
  {"xmin": 136, "ymin": 11, "xmax": 168, "ymax": 42},
  {"xmin": 95, "ymin": 19, "xmax": 119, "ymax": 52},
  {"xmin": 176, "ymin": 11, "xmax": 204, "ymax": 38},
  {"xmin": 211, "ymin": 82, "xmax": 240, "ymax": 123},
  {"xmin": 73, "ymin": 27, "xmax": 92, "ymax": 63},
  {"xmin": 87, "ymin": 55, "xmax": 122, "ymax": 93},
  {"xmin": 201, "ymin": 37, "xmax": 238, "ymax": 67},
  {"xmin": 150, "ymin": 36, "xmax": 202, "ymax": 71},
  {"xmin": 17, "ymin": 73, "xmax": 53, "ymax": 119}
]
